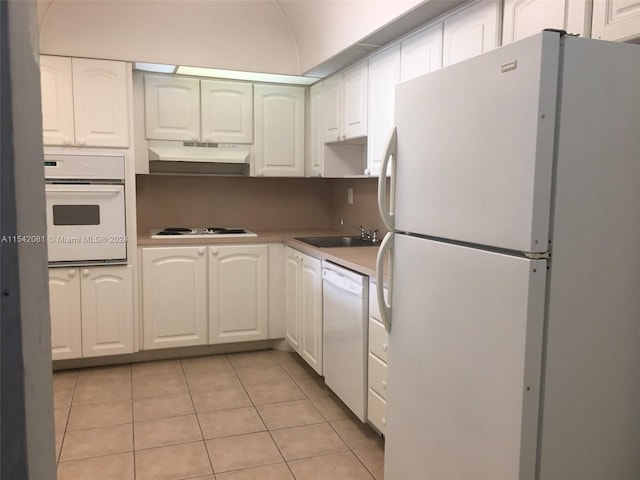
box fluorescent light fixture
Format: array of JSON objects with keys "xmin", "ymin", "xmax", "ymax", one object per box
[
  {"xmin": 134, "ymin": 62, "xmax": 177, "ymax": 73},
  {"xmin": 176, "ymin": 66, "xmax": 319, "ymax": 85}
]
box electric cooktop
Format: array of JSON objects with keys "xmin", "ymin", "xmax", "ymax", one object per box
[{"xmin": 150, "ymin": 227, "xmax": 257, "ymax": 239}]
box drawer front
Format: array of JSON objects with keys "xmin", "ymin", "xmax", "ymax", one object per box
[
  {"xmin": 369, "ymin": 318, "xmax": 389, "ymax": 362},
  {"xmin": 368, "ymin": 353, "xmax": 388, "ymax": 399},
  {"xmin": 367, "ymin": 388, "xmax": 387, "ymax": 434},
  {"xmin": 368, "ymin": 282, "xmax": 387, "ymax": 322}
]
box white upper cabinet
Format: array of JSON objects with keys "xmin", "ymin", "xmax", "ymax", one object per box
[
  {"xmin": 443, "ymin": 0, "xmax": 501, "ymax": 67},
  {"xmin": 400, "ymin": 22, "xmax": 444, "ymax": 82},
  {"xmin": 40, "ymin": 56, "xmax": 130, "ymax": 147},
  {"xmin": 253, "ymin": 84, "xmax": 305, "ymax": 177},
  {"xmin": 144, "ymin": 74, "xmax": 201, "ymax": 141},
  {"xmin": 592, "ymin": 0, "xmax": 640, "ymax": 41},
  {"xmin": 323, "ymin": 62, "xmax": 368, "ymax": 143},
  {"xmin": 367, "ymin": 44, "xmax": 400, "ymax": 177},
  {"xmin": 200, "ymin": 80, "xmax": 253, "ymax": 143},
  {"xmin": 308, "ymin": 81, "xmax": 325, "ymax": 177},
  {"xmin": 503, "ymin": 0, "xmax": 591, "ymax": 44}
]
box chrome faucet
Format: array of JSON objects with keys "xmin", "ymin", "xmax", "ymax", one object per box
[{"xmin": 340, "ymin": 219, "xmax": 379, "ymax": 243}]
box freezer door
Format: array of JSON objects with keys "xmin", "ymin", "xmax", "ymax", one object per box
[
  {"xmin": 384, "ymin": 234, "xmax": 547, "ymax": 480},
  {"xmin": 394, "ymin": 31, "xmax": 559, "ymax": 253}
]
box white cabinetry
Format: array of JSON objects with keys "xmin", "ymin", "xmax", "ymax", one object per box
[
  {"xmin": 400, "ymin": 22, "xmax": 443, "ymax": 82},
  {"xmin": 144, "ymin": 75, "xmax": 253, "ymax": 143},
  {"xmin": 209, "ymin": 244, "xmax": 268, "ymax": 344},
  {"xmin": 592, "ymin": 0, "xmax": 640, "ymax": 41},
  {"xmin": 503, "ymin": 0, "xmax": 592, "ymax": 44},
  {"xmin": 49, "ymin": 265, "xmax": 134, "ymax": 360},
  {"xmin": 285, "ymin": 248, "xmax": 323, "ymax": 374},
  {"xmin": 308, "ymin": 81, "xmax": 325, "ymax": 177},
  {"xmin": 367, "ymin": 45, "xmax": 400, "ymax": 177},
  {"xmin": 443, "ymin": 0, "xmax": 501, "ymax": 67},
  {"xmin": 141, "ymin": 246, "xmax": 208, "ymax": 349},
  {"xmin": 40, "ymin": 56, "xmax": 129, "ymax": 147},
  {"xmin": 323, "ymin": 62, "xmax": 368, "ymax": 143},
  {"xmin": 253, "ymin": 84, "xmax": 305, "ymax": 177},
  {"xmin": 367, "ymin": 280, "xmax": 389, "ymax": 434}
]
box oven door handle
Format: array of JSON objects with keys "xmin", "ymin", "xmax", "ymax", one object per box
[{"xmin": 45, "ymin": 188, "xmax": 122, "ymax": 195}]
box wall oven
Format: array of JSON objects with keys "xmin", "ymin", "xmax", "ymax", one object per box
[{"xmin": 45, "ymin": 153, "xmax": 127, "ymax": 265}]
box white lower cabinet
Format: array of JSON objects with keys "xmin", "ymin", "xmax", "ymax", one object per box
[
  {"xmin": 367, "ymin": 281, "xmax": 389, "ymax": 434},
  {"xmin": 49, "ymin": 265, "xmax": 134, "ymax": 360},
  {"xmin": 209, "ymin": 244, "xmax": 268, "ymax": 344},
  {"xmin": 285, "ymin": 247, "xmax": 323, "ymax": 374}
]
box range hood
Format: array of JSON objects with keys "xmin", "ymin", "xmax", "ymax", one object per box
[{"xmin": 148, "ymin": 141, "xmax": 251, "ymax": 175}]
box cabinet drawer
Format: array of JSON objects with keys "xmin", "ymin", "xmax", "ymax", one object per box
[
  {"xmin": 368, "ymin": 353, "xmax": 388, "ymax": 400},
  {"xmin": 367, "ymin": 388, "xmax": 387, "ymax": 434},
  {"xmin": 368, "ymin": 282, "xmax": 389, "ymax": 323},
  {"xmin": 369, "ymin": 318, "xmax": 389, "ymax": 362}
]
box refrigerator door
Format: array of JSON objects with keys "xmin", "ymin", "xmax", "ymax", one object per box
[
  {"xmin": 384, "ymin": 234, "xmax": 547, "ymax": 480},
  {"xmin": 394, "ymin": 31, "xmax": 559, "ymax": 253}
]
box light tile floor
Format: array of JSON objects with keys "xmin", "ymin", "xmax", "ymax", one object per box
[{"xmin": 53, "ymin": 349, "xmax": 385, "ymax": 480}]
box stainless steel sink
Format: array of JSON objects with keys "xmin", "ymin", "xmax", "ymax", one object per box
[{"xmin": 295, "ymin": 236, "xmax": 379, "ymax": 248}]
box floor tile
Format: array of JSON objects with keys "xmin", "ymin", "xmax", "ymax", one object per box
[
  {"xmin": 57, "ymin": 452, "xmax": 134, "ymax": 480},
  {"xmin": 54, "ymin": 386, "xmax": 74, "ymax": 409},
  {"xmin": 191, "ymin": 386, "xmax": 253, "ymax": 413},
  {"xmin": 134, "ymin": 414, "xmax": 202, "ymax": 450},
  {"xmin": 216, "ymin": 462, "xmax": 294, "ymax": 480},
  {"xmin": 293, "ymin": 376, "xmax": 331, "ymax": 398},
  {"xmin": 235, "ymin": 365, "xmax": 291, "ymax": 386},
  {"xmin": 206, "ymin": 431, "xmax": 283, "ymax": 473},
  {"xmin": 271, "ymin": 350, "xmax": 299, "ymax": 364},
  {"xmin": 227, "ymin": 350, "xmax": 277, "ymax": 368},
  {"xmin": 257, "ymin": 399, "xmax": 324, "ymax": 430},
  {"xmin": 133, "ymin": 392, "xmax": 195, "ymax": 421},
  {"xmin": 181, "ymin": 354, "xmax": 233, "ymax": 374},
  {"xmin": 53, "ymin": 370, "xmax": 78, "ymax": 390},
  {"xmin": 354, "ymin": 444, "xmax": 385, "ymax": 480},
  {"xmin": 55, "ymin": 432, "xmax": 64, "ymax": 461},
  {"xmin": 330, "ymin": 418, "xmax": 383, "ymax": 450},
  {"xmin": 244, "ymin": 379, "xmax": 306, "ymax": 405},
  {"xmin": 278, "ymin": 359, "xmax": 316, "ymax": 379},
  {"xmin": 54, "ymin": 407, "xmax": 69, "ymax": 433},
  {"xmin": 270, "ymin": 423, "xmax": 348, "ymax": 461},
  {"xmin": 76, "ymin": 365, "xmax": 131, "ymax": 385},
  {"xmin": 288, "ymin": 451, "xmax": 375, "ymax": 480},
  {"xmin": 186, "ymin": 370, "xmax": 242, "ymax": 392},
  {"xmin": 134, "ymin": 441, "xmax": 212, "ymax": 480},
  {"xmin": 310, "ymin": 395, "xmax": 354, "ymax": 421},
  {"xmin": 59, "ymin": 423, "xmax": 132, "ymax": 461},
  {"xmin": 132, "ymin": 372, "xmax": 188, "ymax": 399},
  {"xmin": 67, "ymin": 400, "xmax": 132, "ymax": 431},
  {"xmin": 72, "ymin": 380, "xmax": 131, "ymax": 406},
  {"xmin": 132, "ymin": 359, "xmax": 183, "ymax": 379},
  {"xmin": 198, "ymin": 407, "xmax": 265, "ymax": 439}
]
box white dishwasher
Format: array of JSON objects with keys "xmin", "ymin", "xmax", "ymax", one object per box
[{"xmin": 322, "ymin": 261, "xmax": 368, "ymax": 421}]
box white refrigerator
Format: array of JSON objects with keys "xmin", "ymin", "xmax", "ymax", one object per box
[{"xmin": 376, "ymin": 31, "xmax": 640, "ymax": 480}]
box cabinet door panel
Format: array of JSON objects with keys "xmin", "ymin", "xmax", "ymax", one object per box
[
  {"xmin": 142, "ymin": 247, "xmax": 208, "ymax": 349},
  {"xmin": 201, "ymin": 80, "xmax": 253, "ymax": 143},
  {"xmin": 299, "ymin": 255, "xmax": 322, "ymax": 374},
  {"xmin": 323, "ymin": 75, "xmax": 343, "ymax": 143},
  {"xmin": 592, "ymin": 0, "xmax": 640, "ymax": 41},
  {"xmin": 49, "ymin": 268, "xmax": 82, "ymax": 360},
  {"xmin": 503, "ymin": 0, "xmax": 566, "ymax": 44},
  {"xmin": 144, "ymin": 75, "xmax": 200, "ymax": 141},
  {"xmin": 343, "ymin": 63, "xmax": 368, "ymax": 139},
  {"xmin": 285, "ymin": 248, "xmax": 301, "ymax": 349},
  {"xmin": 72, "ymin": 58, "xmax": 129, "ymax": 147},
  {"xmin": 81, "ymin": 265, "xmax": 134, "ymax": 357},
  {"xmin": 308, "ymin": 82, "xmax": 325, "ymax": 177},
  {"xmin": 40, "ymin": 56, "xmax": 75, "ymax": 146},
  {"xmin": 400, "ymin": 23, "xmax": 443, "ymax": 82}
]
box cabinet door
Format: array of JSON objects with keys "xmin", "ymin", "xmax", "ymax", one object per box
[
  {"xmin": 400, "ymin": 23, "xmax": 443, "ymax": 82},
  {"xmin": 343, "ymin": 62, "xmax": 368, "ymax": 139},
  {"xmin": 72, "ymin": 58, "xmax": 129, "ymax": 147},
  {"xmin": 503, "ymin": 0, "xmax": 591, "ymax": 44},
  {"xmin": 308, "ymin": 81, "xmax": 325, "ymax": 177},
  {"xmin": 49, "ymin": 268, "xmax": 82, "ymax": 360},
  {"xmin": 201, "ymin": 80, "xmax": 253, "ymax": 143},
  {"xmin": 299, "ymin": 254, "xmax": 323, "ymax": 375},
  {"xmin": 443, "ymin": 0, "xmax": 501, "ymax": 67},
  {"xmin": 323, "ymin": 74, "xmax": 343, "ymax": 143},
  {"xmin": 80, "ymin": 265, "xmax": 134, "ymax": 357},
  {"xmin": 40, "ymin": 56, "xmax": 75, "ymax": 146},
  {"xmin": 209, "ymin": 244, "xmax": 268, "ymax": 344},
  {"xmin": 141, "ymin": 247, "xmax": 208, "ymax": 349},
  {"xmin": 144, "ymin": 74, "xmax": 200, "ymax": 141},
  {"xmin": 367, "ymin": 45, "xmax": 400, "ymax": 177},
  {"xmin": 254, "ymin": 84, "xmax": 305, "ymax": 177},
  {"xmin": 285, "ymin": 247, "xmax": 301, "ymax": 349},
  {"xmin": 592, "ymin": 0, "xmax": 640, "ymax": 41}
]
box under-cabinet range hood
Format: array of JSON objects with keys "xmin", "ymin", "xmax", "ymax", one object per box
[{"xmin": 148, "ymin": 141, "xmax": 251, "ymax": 175}]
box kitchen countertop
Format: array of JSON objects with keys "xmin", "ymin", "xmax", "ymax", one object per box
[{"xmin": 137, "ymin": 229, "xmax": 382, "ymax": 278}]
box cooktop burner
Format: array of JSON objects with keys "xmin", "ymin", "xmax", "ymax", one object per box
[{"xmin": 150, "ymin": 227, "xmax": 257, "ymax": 238}]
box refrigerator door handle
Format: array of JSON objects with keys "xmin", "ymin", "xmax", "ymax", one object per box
[
  {"xmin": 376, "ymin": 231, "xmax": 394, "ymax": 332},
  {"xmin": 377, "ymin": 126, "xmax": 397, "ymax": 230}
]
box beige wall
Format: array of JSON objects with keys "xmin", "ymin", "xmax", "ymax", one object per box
[{"xmin": 135, "ymin": 175, "xmax": 384, "ymax": 235}]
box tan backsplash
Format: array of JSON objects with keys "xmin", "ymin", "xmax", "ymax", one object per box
[{"xmin": 136, "ymin": 175, "xmax": 385, "ymax": 234}]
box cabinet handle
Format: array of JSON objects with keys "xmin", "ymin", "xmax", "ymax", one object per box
[
  {"xmin": 68, "ymin": 269, "xmax": 77, "ymax": 278},
  {"xmin": 382, "ymin": 417, "xmax": 386, "ymax": 426},
  {"xmin": 336, "ymin": 135, "xmax": 341, "ymax": 141},
  {"xmin": 381, "ymin": 380, "xmax": 387, "ymax": 390},
  {"xmin": 63, "ymin": 139, "xmax": 72, "ymax": 146},
  {"xmin": 198, "ymin": 247, "xmax": 205, "ymax": 256},
  {"xmin": 82, "ymin": 269, "xmax": 90, "ymax": 277},
  {"xmin": 77, "ymin": 139, "xmax": 86, "ymax": 146},
  {"xmin": 382, "ymin": 343, "xmax": 388, "ymax": 352},
  {"xmin": 192, "ymin": 135, "xmax": 197, "ymax": 141},
  {"xmin": 210, "ymin": 248, "xmax": 218, "ymax": 256},
  {"xmin": 364, "ymin": 168, "xmax": 371, "ymax": 176},
  {"xmin": 342, "ymin": 135, "xmax": 346, "ymax": 140}
]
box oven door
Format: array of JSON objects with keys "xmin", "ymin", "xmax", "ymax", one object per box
[{"xmin": 45, "ymin": 184, "xmax": 127, "ymax": 264}]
